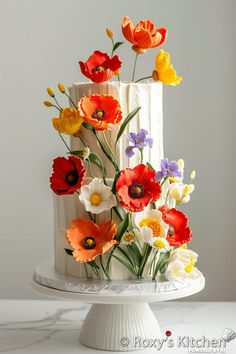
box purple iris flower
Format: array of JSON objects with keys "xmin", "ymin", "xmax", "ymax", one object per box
[
  {"xmin": 125, "ymin": 129, "xmax": 153, "ymax": 158},
  {"xmin": 156, "ymin": 158, "xmax": 183, "ymax": 181}
]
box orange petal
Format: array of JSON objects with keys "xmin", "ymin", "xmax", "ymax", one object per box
[
  {"xmin": 72, "ymin": 248, "xmax": 99, "ymax": 263},
  {"xmin": 133, "ymin": 29, "xmax": 152, "ymax": 49},
  {"xmin": 122, "ymin": 16, "xmax": 136, "ymax": 45}
]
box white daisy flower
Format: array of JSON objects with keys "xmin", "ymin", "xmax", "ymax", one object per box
[
  {"xmin": 148, "ymin": 237, "xmax": 171, "ymax": 252},
  {"xmin": 79, "ymin": 178, "xmax": 117, "ymax": 214},
  {"xmin": 135, "ymin": 209, "xmax": 168, "ymax": 243}
]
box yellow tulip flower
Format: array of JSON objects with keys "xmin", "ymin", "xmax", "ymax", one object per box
[
  {"xmin": 52, "ymin": 107, "xmax": 83, "ymax": 135},
  {"xmin": 153, "ymin": 49, "xmax": 182, "ymax": 86}
]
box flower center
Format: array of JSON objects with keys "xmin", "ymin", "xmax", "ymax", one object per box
[
  {"xmin": 90, "ymin": 193, "xmax": 102, "ymax": 206},
  {"xmin": 93, "ymin": 65, "xmax": 106, "ymax": 72},
  {"xmin": 185, "ymin": 254, "xmax": 195, "ymax": 273},
  {"xmin": 139, "ymin": 218, "xmax": 161, "ymax": 236},
  {"xmin": 128, "ymin": 183, "xmax": 145, "ymax": 198},
  {"xmin": 66, "ymin": 171, "xmax": 79, "ymax": 186},
  {"xmin": 92, "ymin": 109, "xmax": 106, "ymax": 120},
  {"xmin": 124, "ymin": 233, "xmax": 134, "ymax": 242},
  {"xmin": 83, "ymin": 236, "xmax": 96, "ymax": 249},
  {"xmin": 153, "ymin": 239, "xmax": 165, "ymax": 249},
  {"xmin": 168, "ymin": 225, "xmax": 175, "ymax": 236}
]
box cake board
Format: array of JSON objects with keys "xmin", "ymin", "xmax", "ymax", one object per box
[{"xmin": 31, "ymin": 260, "xmax": 205, "ymax": 351}]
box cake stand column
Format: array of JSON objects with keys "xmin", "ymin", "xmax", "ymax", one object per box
[{"xmin": 79, "ymin": 302, "xmax": 162, "ymax": 351}]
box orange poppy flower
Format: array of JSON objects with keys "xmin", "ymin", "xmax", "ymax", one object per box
[
  {"xmin": 66, "ymin": 219, "xmax": 117, "ymax": 263},
  {"xmin": 122, "ymin": 17, "xmax": 167, "ymax": 54},
  {"xmin": 78, "ymin": 94, "xmax": 122, "ymax": 131}
]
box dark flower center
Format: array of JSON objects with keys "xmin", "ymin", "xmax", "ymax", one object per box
[
  {"xmin": 93, "ymin": 65, "xmax": 106, "ymax": 72},
  {"xmin": 128, "ymin": 183, "xmax": 145, "ymax": 198},
  {"xmin": 66, "ymin": 171, "xmax": 79, "ymax": 186},
  {"xmin": 168, "ymin": 225, "xmax": 175, "ymax": 236},
  {"xmin": 92, "ymin": 109, "xmax": 106, "ymax": 120},
  {"xmin": 83, "ymin": 236, "xmax": 96, "ymax": 249}
]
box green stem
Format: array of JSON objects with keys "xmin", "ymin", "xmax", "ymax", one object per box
[
  {"xmin": 53, "ymin": 97, "xmax": 63, "ymax": 110},
  {"xmin": 139, "ymin": 148, "xmax": 143, "ymax": 164},
  {"xmin": 79, "ymin": 136, "xmax": 87, "ymax": 147},
  {"xmin": 135, "ymin": 75, "xmax": 152, "ymax": 83},
  {"xmin": 94, "ymin": 130, "xmax": 119, "ymax": 172},
  {"xmin": 132, "ymin": 53, "xmax": 139, "ymax": 82},
  {"xmin": 64, "ymin": 92, "xmax": 78, "ymax": 110},
  {"xmin": 111, "ymin": 38, "xmax": 115, "ymax": 56},
  {"xmin": 84, "ymin": 263, "xmax": 89, "ymax": 278},
  {"xmin": 161, "ymin": 176, "xmax": 169, "ymax": 186},
  {"xmin": 102, "ymin": 131, "xmax": 118, "ymax": 168},
  {"xmin": 58, "ymin": 133, "xmax": 71, "ymax": 152},
  {"xmin": 117, "ymin": 246, "xmax": 134, "ymax": 267},
  {"xmin": 100, "ymin": 255, "xmax": 111, "ymax": 280},
  {"xmin": 138, "ymin": 244, "xmax": 152, "ymax": 277}
]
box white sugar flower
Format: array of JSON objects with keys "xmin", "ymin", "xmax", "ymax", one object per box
[
  {"xmin": 169, "ymin": 182, "xmax": 194, "ymax": 204},
  {"xmin": 148, "ymin": 237, "xmax": 171, "ymax": 252},
  {"xmin": 165, "ymin": 245, "xmax": 202, "ymax": 281},
  {"xmin": 121, "ymin": 230, "xmax": 139, "ymax": 245},
  {"xmin": 135, "ymin": 209, "xmax": 168, "ymax": 243},
  {"xmin": 82, "ymin": 147, "xmax": 90, "ymax": 159},
  {"xmin": 79, "ymin": 178, "xmax": 117, "ymax": 214}
]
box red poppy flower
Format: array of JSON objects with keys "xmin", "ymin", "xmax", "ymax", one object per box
[
  {"xmin": 122, "ymin": 17, "xmax": 167, "ymax": 54},
  {"xmin": 50, "ymin": 156, "xmax": 86, "ymax": 195},
  {"xmin": 79, "ymin": 50, "xmax": 122, "ymax": 83},
  {"xmin": 78, "ymin": 94, "xmax": 122, "ymax": 131},
  {"xmin": 116, "ymin": 164, "xmax": 161, "ymax": 212},
  {"xmin": 66, "ymin": 219, "xmax": 117, "ymax": 263},
  {"xmin": 159, "ymin": 205, "xmax": 192, "ymax": 246}
]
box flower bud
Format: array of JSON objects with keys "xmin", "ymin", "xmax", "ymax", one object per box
[
  {"xmin": 82, "ymin": 147, "xmax": 90, "ymax": 159},
  {"xmin": 190, "ymin": 170, "xmax": 196, "ymax": 180},
  {"xmin": 58, "ymin": 82, "xmax": 66, "ymax": 93},
  {"xmin": 178, "ymin": 159, "xmax": 184, "ymax": 171},
  {"xmin": 106, "ymin": 28, "xmax": 113, "ymax": 39},
  {"xmin": 152, "ymin": 70, "xmax": 159, "ymax": 81},
  {"xmin": 47, "ymin": 86, "xmax": 55, "ymax": 97},
  {"xmin": 44, "ymin": 100, "xmax": 53, "ymax": 107}
]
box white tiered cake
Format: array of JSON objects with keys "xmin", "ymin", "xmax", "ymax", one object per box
[{"xmin": 54, "ymin": 81, "xmax": 164, "ymax": 279}]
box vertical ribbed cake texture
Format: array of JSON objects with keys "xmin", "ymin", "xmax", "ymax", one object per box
[{"xmin": 54, "ymin": 81, "xmax": 164, "ymax": 279}]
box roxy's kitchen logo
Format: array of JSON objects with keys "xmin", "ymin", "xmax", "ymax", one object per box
[{"xmin": 120, "ymin": 328, "xmax": 236, "ymax": 352}]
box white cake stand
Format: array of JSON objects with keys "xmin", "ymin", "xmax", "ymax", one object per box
[{"xmin": 31, "ymin": 260, "xmax": 205, "ymax": 351}]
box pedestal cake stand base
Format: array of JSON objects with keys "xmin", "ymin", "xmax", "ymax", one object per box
[{"xmin": 31, "ymin": 260, "xmax": 205, "ymax": 351}]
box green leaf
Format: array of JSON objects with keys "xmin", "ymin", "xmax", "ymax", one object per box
[
  {"xmin": 112, "ymin": 254, "xmax": 138, "ymax": 278},
  {"xmin": 113, "ymin": 204, "xmax": 126, "ymax": 220},
  {"xmin": 88, "ymin": 152, "xmax": 106, "ymax": 174},
  {"xmin": 115, "ymin": 106, "xmax": 141, "ymax": 146},
  {"xmin": 128, "ymin": 243, "xmax": 142, "ymax": 266},
  {"xmin": 116, "ymin": 212, "xmax": 129, "ymax": 241},
  {"xmin": 146, "ymin": 162, "xmax": 156, "ymax": 171},
  {"xmin": 111, "ymin": 171, "xmax": 121, "ymax": 193},
  {"xmin": 83, "ymin": 122, "xmax": 94, "ymax": 130},
  {"xmin": 68, "ymin": 150, "xmax": 84, "ymax": 158},
  {"xmin": 64, "ymin": 248, "xmax": 73, "ymax": 256},
  {"xmin": 159, "ymin": 261, "xmax": 168, "ymax": 274},
  {"xmin": 88, "ymin": 260, "xmax": 100, "ymax": 269},
  {"xmin": 113, "ymin": 41, "xmax": 124, "ymax": 52}
]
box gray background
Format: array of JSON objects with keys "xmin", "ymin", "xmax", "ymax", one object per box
[{"xmin": 0, "ymin": 0, "xmax": 235, "ymax": 300}]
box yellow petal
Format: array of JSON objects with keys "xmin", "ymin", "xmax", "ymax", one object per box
[
  {"xmin": 158, "ymin": 65, "xmax": 177, "ymax": 85},
  {"xmin": 178, "ymin": 159, "xmax": 184, "ymax": 171},
  {"xmin": 190, "ymin": 170, "xmax": 196, "ymax": 180},
  {"xmin": 155, "ymin": 50, "xmax": 170, "ymax": 72},
  {"xmin": 58, "ymin": 82, "xmax": 66, "ymax": 93},
  {"xmin": 60, "ymin": 118, "xmax": 83, "ymax": 135},
  {"xmin": 106, "ymin": 28, "xmax": 113, "ymax": 39},
  {"xmin": 47, "ymin": 86, "xmax": 55, "ymax": 97},
  {"xmin": 171, "ymin": 75, "xmax": 183, "ymax": 86}
]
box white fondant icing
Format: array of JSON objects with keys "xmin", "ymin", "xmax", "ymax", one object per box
[{"xmin": 54, "ymin": 82, "xmax": 164, "ymax": 280}]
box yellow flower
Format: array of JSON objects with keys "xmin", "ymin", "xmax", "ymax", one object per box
[
  {"xmin": 58, "ymin": 82, "xmax": 66, "ymax": 93},
  {"xmin": 190, "ymin": 170, "xmax": 196, "ymax": 180},
  {"xmin": 153, "ymin": 49, "xmax": 182, "ymax": 86},
  {"xmin": 52, "ymin": 107, "xmax": 83, "ymax": 135},
  {"xmin": 106, "ymin": 28, "xmax": 113, "ymax": 39},
  {"xmin": 47, "ymin": 86, "xmax": 55, "ymax": 97}
]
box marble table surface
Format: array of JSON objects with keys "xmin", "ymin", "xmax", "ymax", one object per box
[{"xmin": 0, "ymin": 300, "xmax": 236, "ymax": 353}]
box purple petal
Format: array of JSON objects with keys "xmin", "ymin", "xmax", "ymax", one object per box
[
  {"xmin": 177, "ymin": 170, "xmax": 183, "ymax": 178},
  {"xmin": 161, "ymin": 158, "xmax": 169, "ymax": 170},
  {"xmin": 169, "ymin": 161, "xmax": 179, "ymax": 172},
  {"xmin": 146, "ymin": 137, "xmax": 153, "ymax": 148},
  {"xmin": 137, "ymin": 129, "xmax": 148, "ymax": 142},
  {"xmin": 156, "ymin": 171, "xmax": 164, "ymax": 181},
  {"xmin": 125, "ymin": 146, "xmax": 135, "ymax": 158},
  {"xmin": 127, "ymin": 132, "xmax": 137, "ymax": 144}
]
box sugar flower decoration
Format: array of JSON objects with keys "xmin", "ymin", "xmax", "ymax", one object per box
[
  {"xmin": 66, "ymin": 219, "xmax": 117, "ymax": 263},
  {"xmin": 122, "ymin": 17, "xmax": 167, "ymax": 54},
  {"xmin": 135, "ymin": 209, "xmax": 168, "ymax": 242},
  {"xmin": 116, "ymin": 164, "xmax": 161, "ymax": 212},
  {"xmin": 125, "ymin": 129, "xmax": 153, "ymax": 158},
  {"xmin": 52, "ymin": 107, "xmax": 83, "ymax": 135},
  {"xmin": 148, "ymin": 237, "xmax": 171, "ymax": 252},
  {"xmin": 50, "ymin": 156, "xmax": 86, "ymax": 195},
  {"xmin": 79, "ymin": 50, "xmax": 122, "ymax": 83},
  {"xmin": 78, "ymin": 94, "xmax": 122, "ymax": 131},
  {"xmin": 79, "ymin": 178, "xmax": 117, "ymax": 214},
  {"xmin": 153, "ymin": 50, "xmax": 182, "ymax": 86},
  {"xmin": 121, "ymin": 230, "xmax": 139, "ymax": 245},
  {"xmin": 156, "ymin": 158, "xmax": 183, "ymax": 182},
  {"xmin": 159, "ymin": 205, "xmax": 192, "ymax": 246},
  {"xmin": 165, "ymin": 245, "xmax": 201, "ymax": 281},
  {"xmin": 169, "ymin": 182, "xmax": 195, "ymax": 204}
]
